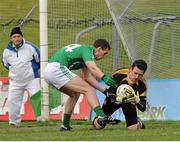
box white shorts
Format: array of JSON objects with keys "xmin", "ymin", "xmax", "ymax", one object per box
[{"xmin": 43, "ymin": 62, "xmax": 77, "ymax": 89}]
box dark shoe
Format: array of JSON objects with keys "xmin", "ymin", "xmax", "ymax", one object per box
[
  {"xmin": 98, "ymin": 115, "xmax": 116, "ymax": 125},
  {"xmin": 92, "ymin": 116, "xmax": 106, "ymax": 129},
  {"xmin": 60, "ymin": 125, "xmax": 72, "ymax": 131},
  {"xmin": 137, "ymin": 117, "xmax": 145, "ymax": 129},
  {"xmin": 108, "ymin": 119, "xmax": 121, "ymax": 125},
  {"xmin": 141, "ymin": 122, "xmax": 145, "ymax": 129}
]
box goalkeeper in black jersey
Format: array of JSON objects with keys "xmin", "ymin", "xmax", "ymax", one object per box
[{"xmin": 102, "ymin": 59, "xmax": 148, "ymax": 130}]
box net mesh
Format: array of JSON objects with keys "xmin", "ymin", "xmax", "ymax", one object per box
[
  {"xmin": 105, "ymin": 0, "xmax": 180, "ymax": 79},
  {"xmin": 0, "ymin": 0, "xmax": 39, "ymax": 76},
  {"xmin": 1, "ymin": 0, "xmax": 180, "ymax": 120},
  {"xmin": 48, "ymin": 0, "xmax": 129, "ymax": 75},
  {"xmin": 48, "ymin": 0, "xmax": 124, "ymax": 112},
  {"xmin": 1, "ymin": 1, "xmax": 180, "ymax": 79}
]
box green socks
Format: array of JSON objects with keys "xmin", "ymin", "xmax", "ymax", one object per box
[
  {"xmin": 94, "ymin": 106, "xmax": 105, "ymax": 117},
  {"xmin": 30, "ymin": 90, "xmax": 41, "ymax": 117},
  {"xmin": 63, "ymin": 113, "xmax": 71, "ymax": 127},
  {"xmin": 62, "ymin": 107, "xmax": 104, "ymax": 127}
]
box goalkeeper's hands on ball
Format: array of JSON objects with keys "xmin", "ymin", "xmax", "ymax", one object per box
[
  {"xmin": 115, "ymin": 84, "xmax": 140, "ymax": 104},
  {"xmin": 116, "ymin": 91, "xmax": 140, "ymax": 104},
  {"xmin": 126, "ymin": 91, "xmax": 140, "ymax": 104},
  {"xmin": 103, "ymin": 84, "xmax": 140, "ymax": 105},
  {"xmin": 116, "ymin": 92, "xmax": 134, "ymax": 104}
]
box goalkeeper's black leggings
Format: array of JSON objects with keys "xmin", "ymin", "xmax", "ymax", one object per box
[{"xmin": 102, "ymin": 97, "xmax": 138, "ymax": 127}]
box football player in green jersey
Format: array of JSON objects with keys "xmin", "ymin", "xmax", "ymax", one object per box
[{"xmin": 43, "ymin": 39, "xmax": 117, "ymax": 130}]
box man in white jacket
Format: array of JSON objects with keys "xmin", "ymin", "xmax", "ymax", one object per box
[{"xmin": 2, "ymin": 27, "xmax": 41, "ymax": 126}]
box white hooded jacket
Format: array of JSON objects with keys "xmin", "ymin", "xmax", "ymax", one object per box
[{"xmin": 2, "ymin": 39, "xmax": 40, "ymax": 85}]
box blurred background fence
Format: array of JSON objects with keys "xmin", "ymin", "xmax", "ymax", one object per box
[
  {"xmin": 0, "ymin": 0, "xmax": 180, "ymax": 120},
  {"xmin": 1, "ymin": 0, "xmax": 180, "ymax": 79}
]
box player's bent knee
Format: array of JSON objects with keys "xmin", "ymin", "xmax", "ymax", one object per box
[{"xmin": 72, "ymin": 93, "xmax": 80, "ymax": 100}]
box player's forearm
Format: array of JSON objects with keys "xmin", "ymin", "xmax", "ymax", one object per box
[
  {"xmin": 137, "ymin": 99, "xmax": 146, "ymax": 112},
  {"xmin": 86, "ymin": 61, "xmax": 104, "ymax": 79},
  {"xmin": 84, "ymin": 72, "xmax": 106, "ymax": 93},
  {"xmin": 89, "ymin": 66, "xmax": 104, "ymax": 79},
  {"xmin": 87, "ymin": 78, "xmax": 106, "ymax": 93}
]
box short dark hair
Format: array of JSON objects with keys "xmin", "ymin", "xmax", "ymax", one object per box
[
  {"xmin": 132, "ymin": 59, "xmax": 147, "ymax": 72},
  {"xmin": 93, "ymin": 39, "xmax": 111, "ymax": 50}
]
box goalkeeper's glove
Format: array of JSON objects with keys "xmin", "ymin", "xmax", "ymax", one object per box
[
  {"xmin": 103, "ymin": 89, "xmax": 117, "ymax": 103},
  {"xmin": 126, "ymin": 91, "xmax": 140, "ymax": 104},
  {"xmin": 102, "ymin": 75, "xmax": 117, "ymax": 87},
  {"xmin": 116, "ymin": 93, "xmax": 134, "ymax": 104}
]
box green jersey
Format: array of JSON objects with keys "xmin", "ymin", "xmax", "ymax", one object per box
[{"xmin": 49, "ymin": 44, "xmax": 95, "ymax": 70}]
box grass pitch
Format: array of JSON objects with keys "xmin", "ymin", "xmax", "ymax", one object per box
[{"xmin": 0, "ymin": 120, "xmax": 180, "ymax": 141}]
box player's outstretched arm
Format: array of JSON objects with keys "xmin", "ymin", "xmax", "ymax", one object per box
[
  {"xmin": 82, "ymin": 68, "xmax": 106, "ymax": 93},
  {"xmin": 85, "ymin": 61, "xmax": 117, "ymax": 87}
]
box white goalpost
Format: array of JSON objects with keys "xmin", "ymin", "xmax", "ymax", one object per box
[{"xmin": 39, "ymin": 0, "xmax": 49, "ymax": 120}]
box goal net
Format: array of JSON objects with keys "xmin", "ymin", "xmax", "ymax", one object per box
[
  {"xmin": 47, "ymin": 0, "xmax": 180, "ymax": 120},
  {"xmin": 47, "ymin": 0, "xmax": 131, "ymax": 118},
  {"xmin": 48, "ymin": 0, "xmax": 130, "ymax": 74},
  {"xmin": 105, "ymin": 0, "xmax": 180, "ymax": 79}
]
